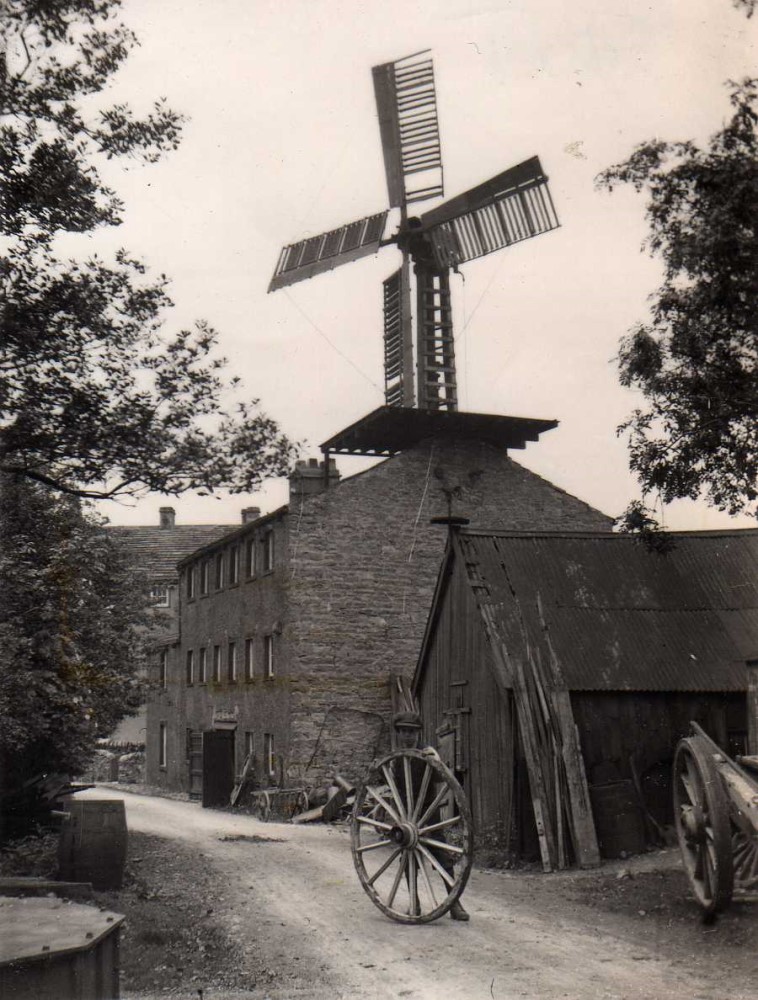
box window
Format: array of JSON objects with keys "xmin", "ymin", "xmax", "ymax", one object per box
[
  {"xmin": 199, "ymin": 560, "xmax": 209, "ymax": 596},
  {"xmin": 228, "ymin": 545, "xmax": 239, "ymax": 586},
  {"xmin": 159, "ymin": 722, "xmax": 167, "ymax": 769},
  {"xmin": 186, "ymin": 567, "xmax": 195, "ymax": 600},
  {"xmin": 228, "ymin": 641, "xmax": 237, "ymax": 683},
  {"xmin": 214, "ymin": 552, "xmax": 224, "ymax": 590},
  {"xmin": 158, "ymin": 648, "xmax": 168, "ymax": 690},
  {"xmin": 245, "ymin": 537, "xmax": 256, "ymax": 578},
  {"xmin": 244, "ymin": 730, "xmax": 254, "ymax": 761},
  {"xmin": 263, "ymin": 634, "xmax": 274, "ymax": 680},
  {"xmin": 186, "ymin": 649, "xmax": 194, "ymax": 686},
  {"xmin": 212, "ymin": 644, "xmax": 221, "ymax": 683},
  {"xmin": 198, "ymin": 647, "xmax": 207, "ymax": 684},
  {"xmin": 262, "ymin": 530, "xmax": 274, "ymax": 573},
  {"xmin": 151, "ymin": 584, "xmax": 170, "ymax": 607},
  {"xmin": 264, "ymin": 732, "xmax": 275, "ymax": 778},
  {"xmin": 244, "ymin": 638, "xmax": 254, "ymax": 682}
]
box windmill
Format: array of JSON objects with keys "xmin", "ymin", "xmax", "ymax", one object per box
[{"xmin": 268, "ymin": 49, "xmax": 559, "ymax": 413}]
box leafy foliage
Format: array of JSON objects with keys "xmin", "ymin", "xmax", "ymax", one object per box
[
  {"xmin": 598, "ymin": 79, "xmax": 758, "ymax": 520},
  {"xmin": 2, "ymin": 245, "xmax": 294, "ymax": 498},
  {"xmin": 0, "ymin": 0, "xmax": 296, "ymax": 498},
  {"xmin": 612, "ymin": 501, "xmax": 675, "ymax": 553},
  {"xmin": 0, "ymin": 3, "xmax": 295, "ymax": 807},
  {"xmin": 0, "ymin": 474, "xmax": 153, "ymax": 795},
  {"xmin": 732, "ymin": 0, "xmax": 757, "ymax": 18}
]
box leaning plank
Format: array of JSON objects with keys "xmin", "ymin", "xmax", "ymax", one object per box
[
  {"xmin": 554, "ymin": 692, "xmax": 600, "ymax": 868},
  {"xmin": 291, "ymin": 805, "xmax": 325, "ymax": 824},
  {"xmin": 230, "ymin": 751, "xmax": 254, "ymax": 807},
  {"xmin": 332, "ymin": 773, "xmax": 355, "ymax": 794},
  {"xmin": 535, "ymin": 594, "xmax": 600, "ymax": 869}
]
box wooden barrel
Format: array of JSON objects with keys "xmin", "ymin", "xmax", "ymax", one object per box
[{"xmin": 58, "ymin": 799, "xmax": 127, "ymax": 890}]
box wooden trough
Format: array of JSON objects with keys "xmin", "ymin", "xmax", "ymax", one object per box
[{"xmin": 0, "ymin": 896, "xmax": 124, "ymax": 999}]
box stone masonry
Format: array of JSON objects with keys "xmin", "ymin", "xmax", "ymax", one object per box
[
  {"xmin": 284, "ymin": 436, "xmax": 611, "ymax": 787},
  {"xmin": 150, "ymin": 433, "xmax": 611, "ymax": 799}
]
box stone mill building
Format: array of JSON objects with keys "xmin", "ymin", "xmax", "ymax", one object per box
[{"xmin": 146, "ymin": 406, "xmax": 611, "ymax": 803}]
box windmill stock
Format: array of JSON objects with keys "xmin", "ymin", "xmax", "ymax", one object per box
[{"xmin": 269, "ymin": 50, "xmax": 560, "ymax": 413}]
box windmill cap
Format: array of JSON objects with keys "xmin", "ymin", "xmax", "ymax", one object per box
[{"xmin": 393, "ymin": 710, "xmax": 422, "ymax": 728}]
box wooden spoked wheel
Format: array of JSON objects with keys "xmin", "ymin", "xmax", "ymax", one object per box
[
  {"xmin": 673, "ymin": 736, "xmax": 734, "ymax": 916},
  {"xmin": 350, "ymin": 749, "xmax": 474, "ymax": 924}
]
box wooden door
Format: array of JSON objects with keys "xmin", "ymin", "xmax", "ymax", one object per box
[
  {"xmin": 202, "ymin": 730, "xmax": 235, "ymax": 808},
  {"xmin": 188, "ymin": 731, "xmax": 203, "ymax": 800}
]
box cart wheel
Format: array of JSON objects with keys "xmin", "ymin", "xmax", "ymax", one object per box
[
  {"xmin": 253, "ymin": 790, "xmax": 271, "ymax": 822},
  {"xmin": 732, "ymin": 827, "xmax": 758, "ymax": 891},
  {"xmin": 351, "ymin": 749, "xmax": 473, "ymax": 924},
  {"xmin": 673, "ymin": 736, "xmax": 733, "ymax": 915}
]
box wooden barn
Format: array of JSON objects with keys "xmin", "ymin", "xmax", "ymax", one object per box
[{"xmin": 412, "ymin": 528, "xmax": 758, "ymax": 866}]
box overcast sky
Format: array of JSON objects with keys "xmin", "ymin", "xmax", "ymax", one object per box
[{"xmin": 87, "ymin": 0, "xmax": 756, "ymax": 529}]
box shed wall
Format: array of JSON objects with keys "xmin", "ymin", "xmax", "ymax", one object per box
[{"xmin": 416, "ymin": 556, "xmax": 517, "ymax": 854}]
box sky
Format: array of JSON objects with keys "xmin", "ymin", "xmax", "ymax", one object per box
[{"xmin": 85, "ymin": 0, "xmax": 757, "ymax": 529}]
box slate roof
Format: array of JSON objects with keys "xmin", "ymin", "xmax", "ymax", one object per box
[
  {"xmin": 108, "ymin": 524, "xmax": 236, "ymax": 580},
  {"xmin": 426, "ymin": 529, "xmax": 758, "ymax": 693}
]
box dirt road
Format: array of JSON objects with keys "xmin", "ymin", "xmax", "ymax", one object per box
[{"xmin": 84, "ymin": 788, "xmax": 757, "ymax": 1000}]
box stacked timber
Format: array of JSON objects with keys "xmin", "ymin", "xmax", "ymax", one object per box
[{"xmin": 468, "ymin": 546, "xmax": 600, "ymax": 872}]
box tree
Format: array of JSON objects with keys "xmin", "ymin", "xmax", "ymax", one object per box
[
  {"xmin": 597, "ymin": 79, "xmax": 758, "ymax": 522},
  {"xmin": 0, "ymin": 4, "xmax": 294, "ymax": 821},
  {"xmin": 0, "ymin": 474, "xmax": 153, "ymax": 807},
  {"xmin": 0, "ymin": 1, "xmax": 296, "ymax": 499}
]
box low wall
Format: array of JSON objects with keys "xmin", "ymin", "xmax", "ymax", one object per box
[{"xmin": 85, "ymin": 742, "xmax": 145, "ymax": 785}]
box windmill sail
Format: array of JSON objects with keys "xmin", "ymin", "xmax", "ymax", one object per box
[
  {"xmin": 419, "ymin": 157, "xmax": 559, "ymax": 270},
  {"xmin": 269, "ymin": 52, "xmax": 560, "ymax": 417},
  {"xmin": 268, "ymin": 211, "xmax": 389, "ymax": 292},
  {"xmin": 372, "ymin": 50, "xmax": 444, "ymax": 209},
  {"xmin": 382, "ymin": 259, "xmax": 414, "ymax": 407}
]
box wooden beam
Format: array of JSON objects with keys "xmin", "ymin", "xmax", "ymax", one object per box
[{"xmin": 536, "ymin": 594, "xmax": 600, "ymax": 869}]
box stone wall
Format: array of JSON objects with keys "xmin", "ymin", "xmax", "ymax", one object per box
[
  {"xmin": 285, "ymin": 438, "xmax": 611, "ymax": 786},
  {"xmin": 85, "ymin": 742, "xmax": 145, "ymax": 784},
  {"xmin": 147, "ymin": 436, "xmax": 611, "ymax": 796},
  {"xmin": 147, "ymin": 510, "xmax": 291, "ymax": 793}
]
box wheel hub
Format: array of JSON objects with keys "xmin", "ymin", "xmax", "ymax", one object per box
[
  {"xmin": 390, "ymin": 822, "xmax": 419, "ymax": 849},
  {"xmin": 681, "ymin": 802, "xmax": 706, "ymax": 843}
]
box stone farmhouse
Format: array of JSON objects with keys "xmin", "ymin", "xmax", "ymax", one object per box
[{"xmin": 146, "ymin": 407, "xmax": 612, "ymax": 802}]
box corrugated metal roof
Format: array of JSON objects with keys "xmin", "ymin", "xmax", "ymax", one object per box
[
  {"xmin": 108, "ymin": 525, "xmax": 236, "ymax": 580},
  {"xmin": 457, "ymin": 531, "xmax": 758, "ymax": 692}
]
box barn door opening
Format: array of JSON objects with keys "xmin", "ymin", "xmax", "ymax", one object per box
[{"xmin": 202, "ymin": 730, "xmax": 235, "ymax": 808}]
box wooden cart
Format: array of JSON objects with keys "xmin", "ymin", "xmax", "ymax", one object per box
[
  {"xmin": 350, "ymin": 748, "xmax": 474, "ymax": 923},
  {"xmin": 673, "ymin": 721, "xmax": 758, "ymax": 916}
]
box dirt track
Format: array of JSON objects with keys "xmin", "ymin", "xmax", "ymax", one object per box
[{"xmin": 84, "ymin": 788, "xmax": 758, "ymax": 1000}]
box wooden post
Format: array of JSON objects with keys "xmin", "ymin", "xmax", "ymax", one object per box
[{"xmin": 747, "ymin": 657, "xmax": 758, "ymax": 756}]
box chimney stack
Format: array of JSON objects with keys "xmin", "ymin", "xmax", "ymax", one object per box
[
  {"xmin": 288, "ymin": 457, "xmax": 340, "ymax": 501},
  {"xmin": 159, "ymin": 507, "xmax": 176, "ymax": 529},
  {"xmin": 241, "ymin": 506, "xmax": 261, "ymax": 523}
]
